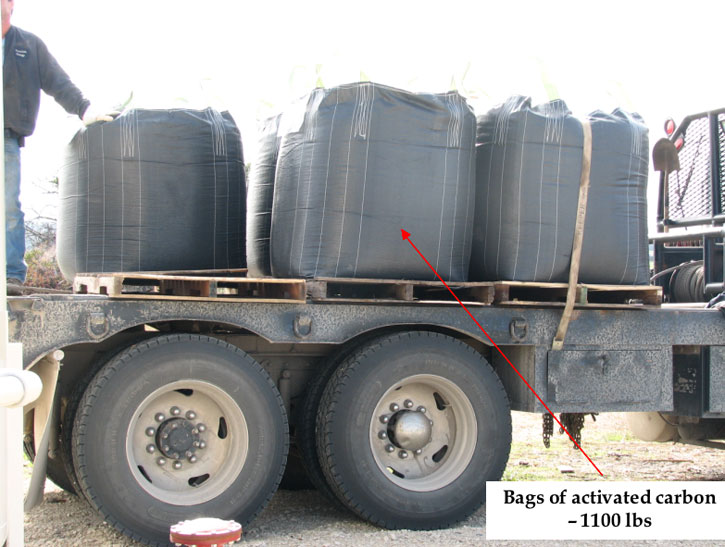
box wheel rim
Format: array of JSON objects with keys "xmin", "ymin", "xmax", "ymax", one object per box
[
  {"xmin": 126, "ymin": 380, "xmax": 248, "ymax": 505},
  {"xmin": 368, "ymin": 374, "xmax": 477, "ymax": 492}
]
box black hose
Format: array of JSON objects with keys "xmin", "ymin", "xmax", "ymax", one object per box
[{"xmin": 649, "ymin": 260, "xmax": 702, "ymax": 282}]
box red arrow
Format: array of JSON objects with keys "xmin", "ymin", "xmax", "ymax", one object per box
[{"xmin": 402, "ymin": 228, "xmax": 603, "ymax": 476}]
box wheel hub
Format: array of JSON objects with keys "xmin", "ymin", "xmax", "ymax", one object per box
[
  {"xmin": 388, "ymin": 410, "xmax": 431, "ymax": 451},
  {"xmin": 370, "ymin": 375, "xmax": 478, "ymax": 492},
  {"xmin": 156, "ymin": 418, "xmax": 198, "ymax": 458},
  {"xmin": 143, "ymin": 406, "xmax": 208, "ymax": 467}
]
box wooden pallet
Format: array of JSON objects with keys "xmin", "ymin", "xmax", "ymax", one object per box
[
  {"xmin": 72, "ymin": 271, "xmax": 662, "ymax": 307},
  {"xmin": 492, "ymin": 281, "xmax": 662, "ymax": 306},
  {"xmin": 307, "ymin": 278, "xmax": 661, "ymax": 306},
  {"xmin": 123, "ymin": 268, "xmax": 248, "ymax": 277},
  {"xmin": 73, "ymin": 271, "xmax": 305, "ymax": 303},
  {"xmin": 306, "ymin": 277, "xmax": 495, "ymax": 305}
]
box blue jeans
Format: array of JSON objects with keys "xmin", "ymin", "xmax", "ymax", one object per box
[{"xmin": 5, "ymin": 138, "xmax": 26, "ymax": 282}]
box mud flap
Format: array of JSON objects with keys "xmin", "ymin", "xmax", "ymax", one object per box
[{"xmin": 23, "ymin": 354, "xmax": 60, "ymax": 510}]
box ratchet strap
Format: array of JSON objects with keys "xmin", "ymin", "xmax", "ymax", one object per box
[{"xmin": 552, "ymin": 119, "xmax": 592, "ymax": 351}]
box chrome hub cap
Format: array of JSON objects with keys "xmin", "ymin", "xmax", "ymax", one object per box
[
  {"xmin": 369, "ymin": 374, "xmax": 477, "ymax": 492},
  {"xmin": 388, "ymin": 410, "xmax": 431, "ymax": 451}
]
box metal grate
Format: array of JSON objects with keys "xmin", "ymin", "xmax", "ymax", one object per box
[
  {"xmin": 720, "ymin": 113, "xmax": 725, "ymax": 213},
  {"xmin": 668, "ymin": 117, "xmax": 712, "ymax": 220}
]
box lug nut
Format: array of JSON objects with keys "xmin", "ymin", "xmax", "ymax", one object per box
[
  {"xmin": 173, "ymin": 453, "xmax": 181, "ymax": 460},
  {"xmin": 385, "ymin": 444, "xmax": 395, "ymax": 453},
  {"xmin": 186, "ymin": 410, "xmax": 196, "ymax": 420},
  {"xmin": 197, "ymin": 423, "xmax": 207, "ymax": 433},
  {"xmin": 185, "ymin": 451, "xmax": 193, "ymax": 458},
  {"xmin": 155, "ymin": 413, "xmax": 165, "ymax": 422},
  {"xmin": 415, "ymin": 448, "xmax": 423, "ymax": 455},
  {"xmin": 162, "ymin": 433, "xmax": 169, "ymax": 440},
  {"xmin": 163, "ymin": 445, "xmax": 170, "ymax": 453},
  {"xmin": 170, "ymin": 406, "xmax": 181, "ymax": 416},
  {"xmin": 198, "ymin": 441, "xmax": 207, "ymax": 449},
  {"xmin": 189, "ymin": 455, "xmax": 198, "ymax": 463},
  {"xmin": 404, "ymin": 399, "xmax": 414, "ymax": 409},
  {"xmin": 417, "ymin": 406, "xmax": 426, "ymax": 413},
  {"xmin": 399, "ymin": 450, "xmax": 408, "ymax": 459},
  {"xmin": 145, "ymin": 427, "xmax": 156, "ymax": 437},
  {"xmin": 193, "ymin": 441, "xmax": 200, "ymax": 448},
  {"xmin": 389, "ymin": 403, "xmax": 400, "ymax": 412},
  {"xmin": 379, "ymin": 415, "xmax": 390, "ymax": 424},
  {"xmin": 170, "ymin": 422, "xmax": 178, "ymax": 430},
  {"xmin": 173, "ymin": 461, "xmax": 182, "ymax": 470},
  {"xmin": 378, "ymin": 431, "xmax": 388, "ymax": 440},
  {"xmin": 157, "ymin": 457, "xmax": 166, "ymax": 466},
  {"xmin": 146, "ymin": 444, "xmax": 156, "ymax": 454}
]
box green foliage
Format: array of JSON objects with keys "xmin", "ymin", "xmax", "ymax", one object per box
[
  {"xmin": 24, "ymin": 221, "xmax": 69, "ymax": 290},
  {"xmin": 25, "ymin": 245, "xmax": 70, "ymax": 290}
]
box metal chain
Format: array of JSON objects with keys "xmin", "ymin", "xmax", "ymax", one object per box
[
  {"xmin": 542, "ymin": 413, "xmax": 553, "ymax": 448},
  {"xmin": 559, "ymin": 413, "xmax": 585, "ymax": 449}
]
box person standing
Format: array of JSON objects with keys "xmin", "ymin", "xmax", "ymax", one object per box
[{"xmin": 2, "ymin": 0, "xmax": 112, "ymax": 294}]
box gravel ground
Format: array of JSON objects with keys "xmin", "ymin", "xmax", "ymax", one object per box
[{"xmin": 22, "ymin": 412, "xmax": 725, "ymax": 546}]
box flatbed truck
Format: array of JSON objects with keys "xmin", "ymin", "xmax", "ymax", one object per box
[{"xmin": 10, "ymin": 108, "xmax": 725, "ymax": 546}]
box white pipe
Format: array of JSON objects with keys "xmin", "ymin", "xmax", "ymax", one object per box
[
  {"xmin": 0, "ymin": 369, "xmax": 42, "ymax": 408},
  {"xmin": 0, "ymin": 375, "xmax": 23, "ymax": 407}
]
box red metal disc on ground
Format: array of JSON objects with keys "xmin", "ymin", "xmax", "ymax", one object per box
[{"xmin": 169, "ymin": 518, "xmax": 242, "ymax": 546}]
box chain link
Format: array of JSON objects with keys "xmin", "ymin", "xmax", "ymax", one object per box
[
  {"xmin": 542, "ymin": 413, "xmax": 598, "ymax": 448},
  {"xmin": 560, "ymin": 413, "xmax": 585, "ymax": 448},
  {"xmin": 542, "ymin": 413, "xmax": 553, "ymax": 448}
]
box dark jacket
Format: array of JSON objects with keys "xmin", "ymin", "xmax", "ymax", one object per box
[{"xmin": 3, "ymin": 25, "xmax": 89, "ymax": 143}]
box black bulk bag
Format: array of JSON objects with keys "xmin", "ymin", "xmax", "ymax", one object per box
[
  {"xmin": 246, "ymin": 114, "xmax": 281, "ymax": 278},
  {"xmin": 270, "ymin": 82, "xmax": 476, "ymax": 281},
  {"xmin": 470, "ymin": 96, "xmax": 583, "ymax": 282},
  {"xmin": 580, "ymin": 109, "xmax": 649, "ymax": 285},
  {"xmin": 57, "ymin": 108, "xmax": 246, "ymax": 280},
  {"xmin": 470, "ymin": 96, "xmax": 650, "ymax": 285}
]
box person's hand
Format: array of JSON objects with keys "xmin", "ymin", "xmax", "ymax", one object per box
[{"xmin": 82, "ymin": 106, "xmax": 120, "ymax": 126}]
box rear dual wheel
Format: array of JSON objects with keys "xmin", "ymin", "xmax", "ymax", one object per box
[
  {"xmin": 72, "ymin": 334, "xmax": 288, "ymax": 545},
  {"xmin": 316, "ymin": 331, "xmax": 511, "ymax": 529},
  {"xmin": 296, "ymin": 332, "xmax": 383, "ymax": 500}
]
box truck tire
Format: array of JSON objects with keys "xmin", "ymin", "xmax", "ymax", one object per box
[
  {"xmin": 677, "ymin": 419, "xmax": 725, "ymax": 441},
  {"xmin": 316, "ymin": 331, "xmax": 511, "ymax": 529},
  {"xmin": 626, "ymin": 412, "xmax": 678, "ymax": 442},
  {"xmin": 45, "ymin": 451, "xmax": 75, "ymax": 493},
  {"xmin": 23, "ymin": 432, "xmax": 75, "ymax": 494},
  {"xmin": 23, "ymin": 377, "xmax": 78, "ymax": 494},
  {"xmin": 72, "ymin": 334, "xmax": 288, "ymax": 546},
  {"xmin": 297, "ymin": 333, "xmax": 382, "ymax": 501},
  {"xmin": 60, "ymin": 341, "xmax": 149, "ymax": 497}
]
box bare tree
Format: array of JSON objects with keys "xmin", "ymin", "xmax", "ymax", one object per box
[{"xmin": 24, "ymin": 175, "xmax": 69, "ymax": 289}]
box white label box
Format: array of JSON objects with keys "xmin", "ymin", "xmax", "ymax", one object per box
[{"xmin": 486, "ymin": 481, "xmax": 725, "ymax": 540}]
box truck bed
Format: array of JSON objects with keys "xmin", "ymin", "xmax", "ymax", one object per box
[{"xmin": 8, "ymin": 278, "xmax": 723, "ymax": 416}]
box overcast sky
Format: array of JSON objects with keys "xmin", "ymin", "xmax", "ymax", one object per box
[{"xmin": 12, "ymin": 0, "xmax": 724, "ymax": 226}]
